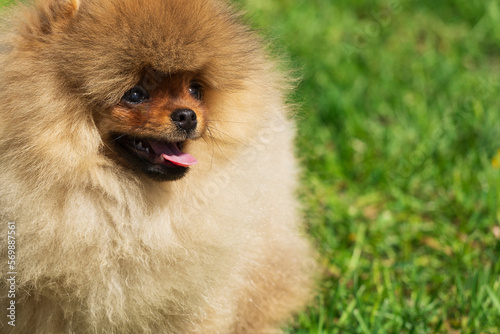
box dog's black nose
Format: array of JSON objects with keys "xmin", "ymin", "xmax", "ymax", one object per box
[{"xmin": 171, "ymin": 109, "xmax": 197, "ymax": 132}]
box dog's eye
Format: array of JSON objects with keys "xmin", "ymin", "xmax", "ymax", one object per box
[
  {"xmin": 122, "ymin": 86, "xmax": 149, "ymax": 104},
  {"xmin": 189, "ymin": 82, "xmax": 203, "ymax": 100}
]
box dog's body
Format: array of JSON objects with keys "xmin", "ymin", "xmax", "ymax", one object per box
[{"xmin": 0, "ymin": 0, "xmax": 315, "ymax": 333}]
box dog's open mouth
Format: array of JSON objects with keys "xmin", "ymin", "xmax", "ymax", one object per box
[
  {"xmin": 125, "ymin": 137, "xmax": 198, "ymax": 167},
  {"xmin": 112, "ymin": 133, "xmax": 198, "ymax": 181}
]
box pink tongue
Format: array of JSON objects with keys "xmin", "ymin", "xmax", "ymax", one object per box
[{"xmin": 149, "ymin": 141, "xmax": 198, "ymax": 167}]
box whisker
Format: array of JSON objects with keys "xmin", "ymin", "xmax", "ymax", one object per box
[
  {"xmin": 205, "ymin": 119, "xmax": 253, "ymax": 124},
  {"xmin": 204, "ymin": 125, "xmax": 239, "ymax": 166},
  {"xmin": 205, "ymin": 124, "xmax": 246, "ymax": 146}
]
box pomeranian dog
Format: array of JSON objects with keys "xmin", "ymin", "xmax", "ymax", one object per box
[{"xmin": 0, "ymin": 0, "xmax": 315, "ymax": 333}]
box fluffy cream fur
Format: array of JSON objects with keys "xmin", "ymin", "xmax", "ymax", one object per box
[{"xmin": 0, "ymin": 0, "xmax": 316, "ymax": 333}]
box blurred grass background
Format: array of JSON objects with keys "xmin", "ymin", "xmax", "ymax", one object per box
[
  {"xmin": 236, "ymin": 0, "xmax": 500, "ymax": 333},
  {"xmin": 1, "ymin": 0, "xmax": 499, "ymax": 332}
]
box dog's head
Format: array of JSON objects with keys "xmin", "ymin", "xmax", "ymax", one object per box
[
  {"xmin": 5, "ymin": 0, "xmax": 274, "ymax": 182},
  {"xmin": 0, "ymin": 0, "xmax": 290, "ymax": 186}
]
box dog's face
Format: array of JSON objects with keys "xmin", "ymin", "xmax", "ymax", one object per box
[{"xmin": 99, "ymin": 70, "xmax": 208, "ymax": 181}]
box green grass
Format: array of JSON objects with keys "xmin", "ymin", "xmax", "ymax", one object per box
[{"xmin": 237, "ymin": 0, "xmax": 500, "ymax": 333}]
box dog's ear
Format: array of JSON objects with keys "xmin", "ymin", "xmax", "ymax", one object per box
[{"xmin": 36, "ymin": 0, "xmax": 80, "ymax": 34}]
